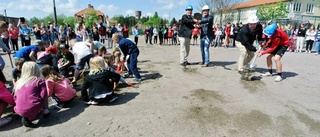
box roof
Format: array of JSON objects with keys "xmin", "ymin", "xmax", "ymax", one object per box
[
  {"xmin": 232, "ymin": 0, "xmax": 289, "ymax": 10},
  {"xmin": 74, "ymin": 4, "xmax": 104, "ymax": 16}
]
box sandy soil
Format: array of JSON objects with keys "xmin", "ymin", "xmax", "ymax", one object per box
[{"xmin": 1, "ymin": 38, "xmax": 320, "ymax": 137}]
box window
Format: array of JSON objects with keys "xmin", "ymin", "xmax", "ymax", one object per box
[
  {"xmin": 293, "ymin": 2, "xmax": 302, "ymax": 12},
  {"xmin": 306, "ymin": 4, "xmax": 314, "ymax": 13}
]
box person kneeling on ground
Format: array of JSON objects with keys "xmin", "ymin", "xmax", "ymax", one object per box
[
  {"xmin": 81, "ymin": 56, "xmax": 120, "ymax": 105},
  {"xmin": 0, "ymin": 74, "xmax": 15, "ymax": 127},
  {"xmin": 258, "ymin": 23, "xmax": 290, "ymax": 82},
  {"xmin": 13, "ymin": 62, "xmax": 49, "ymax": 127},
  {"xmin": 57, "ymin": 44, "xmax": 76, "ymax": 77},
  {"xmin": 40, "ymin": 65, "xmax": 76, "ymax": 109}
]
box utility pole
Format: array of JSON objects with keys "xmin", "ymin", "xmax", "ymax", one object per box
[
  {"xmin": 53, "ymin": 0, "xmax": 58, "ymax": 25},
  {"xmin": 4, "ymin": 9, "xmax": 8, "ymax": 23}
]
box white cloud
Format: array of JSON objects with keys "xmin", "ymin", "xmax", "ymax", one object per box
[
  {"xmin": 161, "ymin": 13, "xmax": 169, "ymax": 19},
  {"xmin": 126, "ymin": 10, "xmax": 135, "ymax": 16},
  {"xmin": 159, "ymin": 3, "xmax": 174, "ymax": 10},
  {"xmin": 146, "ymin": 12, "xmax": 153, "ymax": 17},
  {"xmin": 97, "ymin": 4, "xmax": 118, "ymax": 14}
]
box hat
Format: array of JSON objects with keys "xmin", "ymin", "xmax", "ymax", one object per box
[
  {"xmin": 46, "ymin": 45, "xmax": 57, "ymax": 54},
  {"xmin": 247, "ymin": 15, "xmax": 259, "ymax": 24},
  {"xmin": 185, "ymin": 5, "xmax": 193, "ymax": 10},
  {"xmin": 34, "ymin": 40, "xmax": 44, "ymax": 46},
  {"xmin": 202, "ymin": 5, "xmax": 209, "ymax": 11},
  {"xmin": 59, "ymin": 44, "xmax": 69, "ymax": 49},
  {"xmin": 263, "ymin": 23, "xmax": 277, "ymax": 37}
]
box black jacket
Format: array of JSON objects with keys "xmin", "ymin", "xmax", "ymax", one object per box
[
  {"xmin": 199, "ymin": 15, "xmax": 213, "ymax": 38},
  {"xmin": 81, "ymin": 70, "xmax": 120, "ymax": 101},
  {"xmin": 236, "ymin": 23, "xmax": 263, "ymax": 52},
  {"xmin": 36, "ymin": 54, "xmax": 59, "ymax": 72},
  {"xmin": 178, "ymin": 14, "xmax": 195, "ymax": 38}
]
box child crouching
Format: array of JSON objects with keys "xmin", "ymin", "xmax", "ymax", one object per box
[
  {"xmin": 40, "ymin": 65, "xmax": 76, "ymax": 109},
  {"xmin": 81, "ymin": 56, "xmax": 120, "ymax": 105},
  {"xmin": 13, "ymin": 62, "xmax": 49, "ymax": 127}
]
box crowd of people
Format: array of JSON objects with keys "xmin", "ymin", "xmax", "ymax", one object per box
[
  {"xmin": 1, "ymin": 3, "xmax": 320, "ymax": 129},
  {"xmin": 0, "ymin": 19, "xmax": 142, "ymax": 127},
  {"xmin": 177, "ymin": 4, "xmax": 320, "ymax": 82}
]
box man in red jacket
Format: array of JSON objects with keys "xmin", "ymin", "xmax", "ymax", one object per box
[{"xmin": 258, "ymin": 23, "xmax": 290, "ymax": 82}]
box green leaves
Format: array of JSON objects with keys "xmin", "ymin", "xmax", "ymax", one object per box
[{"xmin": 257, "ymin": 2, "xmax": 289, "ymax": 20}]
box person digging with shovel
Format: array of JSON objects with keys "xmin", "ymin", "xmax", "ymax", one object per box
[{"xmin": 257, "ymin": 23, "xmax": 290, "ymax": 82}]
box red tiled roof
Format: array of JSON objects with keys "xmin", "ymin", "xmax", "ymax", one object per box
[
  {"xmin": 75, "ymin": 7, "xmax": 104, "ymax": 16},
  {"xmin": 232, "ymin": 0, "xmax": 289, "ymax": 9}
]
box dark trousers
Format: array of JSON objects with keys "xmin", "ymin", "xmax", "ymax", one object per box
[
  {"xmin": 11, "ymin": 39, "xmax": 19, "ymax": 51},
  {"xmin": 21, "ymin": 37, "xmax": 30, "ymax": 47},
  {"xmin": 127, "ymin": 51, "xmax": 141, "ymax": 78},
  {"xmin": 145, "ymin": 35, "xmax": 149, "ymax": 44},
  {"xmin": 306, "ymin": 40, "xmax": 314, "ymax": 51},
  {"xmin": 134, "ymin": 36, "xmax": 138, "ymax": 45},
  {"xmin": 159, "ymin": 35, "xmax": 163, "ymax": 44},
  {"xmin": 154, "ymin": 36, "xmax": 158, "ymax": 44},
  {"xmin": 149, "ymin": 35, "xmax": 153, "ymax": 44}
]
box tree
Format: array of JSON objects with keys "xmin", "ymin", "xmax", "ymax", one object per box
[
  {"xmin": 63, "ymin": 16, "xmax": 76, "ymax": 28},
  {"xmin": 257, "ymin": 2, "xmax": 289, "ymax": 20},
  {"xmin": 199, "ymin": 0, "xmax": 244, "ymax": 24},
  {"xmin": 84, "ymin": 10, "xmax": 99, "ymax": 28},
  {"xmin": 170, "ymin": 17, "xmax": 178, "ymax": 26}
]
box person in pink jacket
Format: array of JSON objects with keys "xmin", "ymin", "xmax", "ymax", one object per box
[
  {"xmin": 40, "ymin": 65, "xmax": 76, "ymax": 109},
  {"xmin": 0, "ymin": 75, "xmax": 15, "ymax": 127},
  {"xmin": 14, "ymin": 61, "xmax": 49, "ymax": 127}
]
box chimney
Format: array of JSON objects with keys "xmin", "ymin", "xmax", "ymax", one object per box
[{"xmin": 88, "ymin": 4, "xmax": 94, "ymax": 9}]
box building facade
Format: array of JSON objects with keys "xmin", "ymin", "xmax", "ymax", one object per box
[{"xmin": 213, "ymin": 0, "xmax": 320, "ymax": 26}]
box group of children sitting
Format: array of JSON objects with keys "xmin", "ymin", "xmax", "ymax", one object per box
[{"xmin": 0, "ymin": 34, "xmax": 138, "ymax": 128}]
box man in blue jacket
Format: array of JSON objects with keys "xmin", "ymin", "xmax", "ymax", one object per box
[
  {"xmin": 199, "ymin": 5, "xmax": 213, "ymax": 67},
  {"xmin": 112, "ymin": 33, "xmax": 142, "ymax": 82}
]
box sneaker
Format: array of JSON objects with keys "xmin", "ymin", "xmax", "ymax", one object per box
[
  {"xmin": 109, "ymin": 95, "xmax": 119, "ymax": 103},
  {"xmin": 85, "ymin": 100, "xmax": 98, "ymax": 105},
  {"xmin": 199, "ymin": 62, "xmax": 204, "ymax": 65},
  {"xmin": 21, "ymin": 117, "xmax": 35, "ymax": 127},
  {"xmin": 315, "ymin": 53, "xmax": 319, "ymax": 55},
  {"xmin": 133, "ymin": 78, "xmax": 142, "ymax": 83},
  {"xmin": 261, "ymin": 72, "xmax": 272, "ymax": 77},
  {"xmin": 308, "ymin": 51, "xmax": 311, "ymax": 53},
  {"xmin": 185, "ymin": 61, "xmax": 191, "ymax": 65},
  {"xmin": 0, "ymin": 117, "xmax": 12, "ymax": 127},
  {"xmin": 275, "ymin": 75, "xmax": 283, "ymax": 82},
  {"xmin": 201, "ymin": 64, "xmax": 208, "ymax": 67},
  {"xmin": 123, "ymin": 73, "xmax": 133, "ymax": 78}
]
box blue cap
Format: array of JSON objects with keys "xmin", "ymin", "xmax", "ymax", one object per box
[
  {"xmin": 185, "ymin": 5, "xmax": 193, "ymax": 10},
  {"xmin": 263, "ymin": 23, "xmax": 277, "ymax": 37}
]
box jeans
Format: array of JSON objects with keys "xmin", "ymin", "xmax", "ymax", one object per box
[
  {"xmin": 127, "ymin": 51, "xmax": 141, "ymax": 79},
  {"xmin": 200, "ymin": 36, "xmax": 213, "ymax": 64},
  {"xmin": 215, "ymin": 36, "xmax": 220, "ymax": 47},
  {"xmin": 316, "ymin": 41, "xmax": 320, "ymax": 53}
]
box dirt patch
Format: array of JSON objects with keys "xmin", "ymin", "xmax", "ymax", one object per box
[
  {"xmin": 182, "ymin": 67, "xmax": 198, "ymax": 73},
  {"xmin": 234, "ymin": 110, "xmax": 272, "ymax": 133},
  {"xmin": 240, "ymin": 79, "xmax": 266, "ymax": 93},
  {"xmin": 295, "ymin": 111, "xmax": 320, "ymax": 133},
  {"xmin": 186, "ymin": 106, "xmax": 230, "ymax": 126},
  {"xmin": 190, "ymin": 89, "xmax": 225, "ymax": 103},
  {"xmin": 276, "ymin": 116, "xmax": 303, "ymax": 137}
]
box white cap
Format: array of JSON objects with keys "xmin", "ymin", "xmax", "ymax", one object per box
[
  {"xmin": 202, "ymin": 5, "xmax": 210, "ymax": 11},
  {"xmin": 247, "ymin": 14, "xmax": 259, "ymax": 23}
]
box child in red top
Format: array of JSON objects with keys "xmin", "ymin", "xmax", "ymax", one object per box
[
  {"xmin": 258, "ymin": 23, "xmax": 290, "ymax": 82},
  {"xmin": 192, "ymin": 27, "xmax": 199, "ymax": 45},
  {"xmin": 0, "ymin": 73, "xmax": 15, "ymax": 127}
]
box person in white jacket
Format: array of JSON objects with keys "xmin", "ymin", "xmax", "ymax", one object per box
[
  {"xmin": 305, "ymin": 25, "xmax": 316, "ymax": 53},
  {"xmin": 153, "ymin": 26, "xmax": 158, "ymax": 44}
]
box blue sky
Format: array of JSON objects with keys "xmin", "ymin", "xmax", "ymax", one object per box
[{"xmin": 0, "ymin": 0, "xmax": 201, "ymax": 21}]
